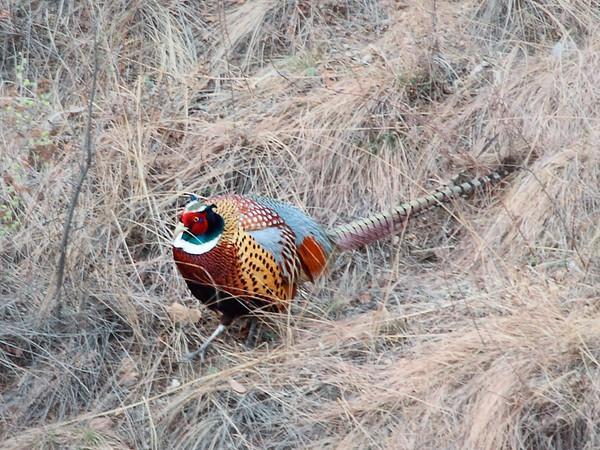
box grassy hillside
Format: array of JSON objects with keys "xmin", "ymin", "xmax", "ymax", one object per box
[{"xmin": 1, "ymin": 1, "xmax": 599, "ymax": 448}]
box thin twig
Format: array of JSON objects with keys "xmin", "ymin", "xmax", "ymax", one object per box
[
  {"xmin": 218, "ymin": 0, "xmax": 236, "ymax": 108},
  {"xmin": 51, "ymin": 26, "xmax": 100, "ymax": 318}
]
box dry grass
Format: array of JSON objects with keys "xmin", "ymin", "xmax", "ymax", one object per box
[{"xmin": 1, "ymin": 0, "xmax": 599, "ymax": 448}]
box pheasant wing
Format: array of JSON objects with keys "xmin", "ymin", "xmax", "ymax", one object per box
[
  {"xmin": 235, "ymin": 197, "xmax": 301, "ymax": 286},
  {"xmin": 250, "ymin": 196, "xmax": 333, "ymax": 281},
  {"xmin": 246, "ymin": 226, "xmax": 299, "ymax": 283}
]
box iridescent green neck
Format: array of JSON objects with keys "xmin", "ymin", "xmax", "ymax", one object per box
[{"xmin": 182, "ymin": 228, "xmax": 221, "ymax": 245}]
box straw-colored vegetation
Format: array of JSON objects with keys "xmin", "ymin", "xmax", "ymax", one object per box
[{"xmin": 1, "ymin": 1, "xmax": 599, "ymax": 448}]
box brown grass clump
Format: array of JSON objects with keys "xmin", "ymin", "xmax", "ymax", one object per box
[{"xmin": 1, "ymin": 1, "xmax": 599, "ymax": 449}]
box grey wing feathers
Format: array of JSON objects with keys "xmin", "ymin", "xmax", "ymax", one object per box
[{"xmin": 250, "ymin": 196, "xmax": 333, "ymax": 254}]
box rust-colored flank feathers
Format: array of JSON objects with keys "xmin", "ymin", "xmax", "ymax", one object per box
[
  {"xmin": 172, "ymin": 165, "xmax": 517, "ymax": 361},
  {"xmin": 297, "ymin": 235, "xmax": 328, "ymax": 281}
]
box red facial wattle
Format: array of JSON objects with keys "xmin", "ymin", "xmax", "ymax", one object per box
[{"xmin": 182, "ymin": 211, "xmax": 209, "ymax": 235}]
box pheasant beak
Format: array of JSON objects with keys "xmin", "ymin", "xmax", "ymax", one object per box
[{"xmin": 174, "ymin": 222, "xmax": 188, "ymax": 238}]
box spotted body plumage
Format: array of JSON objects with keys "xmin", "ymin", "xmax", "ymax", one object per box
[
  {"xmin": 172, "ymin": 195, "xmax": 323, "ymax": 330},
  {"xmin": 172, "ymin": 165, "xmax": 517, "ymax": 361}
]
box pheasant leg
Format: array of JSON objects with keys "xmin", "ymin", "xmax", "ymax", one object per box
[
  {"xmin": 244, "ymin": 317, "xmax": 259, "ymax": 349},
  {"xmin": 183, "ymin": 323, "xmax": 226, "ymax": 363}
]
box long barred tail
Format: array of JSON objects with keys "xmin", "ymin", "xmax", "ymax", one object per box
[{"xmin": 329, "ymin": 166, "xmax": 516, "ymax": 252}]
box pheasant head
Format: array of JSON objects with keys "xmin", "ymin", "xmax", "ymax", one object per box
[{"xmin": 173, "ymin": 200, "xmax": 225, "ymax": 255}]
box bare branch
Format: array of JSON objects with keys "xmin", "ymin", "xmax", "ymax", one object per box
[{"xmin": 49, "ymin": 26, "xmax": 100, "ymax": 318}]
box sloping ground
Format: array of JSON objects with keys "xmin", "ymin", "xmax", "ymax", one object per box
[{"xmin": 1, "ymin": 1, "xmax": 599, "ymax": 448}]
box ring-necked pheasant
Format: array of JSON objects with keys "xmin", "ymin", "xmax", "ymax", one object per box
[{"xmin": 172, "ymin": 165, "xmax": 516, "ymax": 361}]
